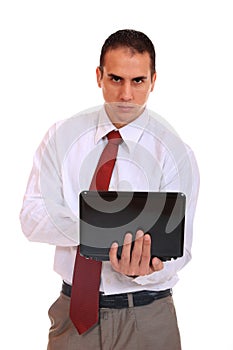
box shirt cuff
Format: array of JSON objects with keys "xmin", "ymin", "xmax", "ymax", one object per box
[{"xmin": 131, "ymin": 263, "xmax": 173, "ymax": 286}]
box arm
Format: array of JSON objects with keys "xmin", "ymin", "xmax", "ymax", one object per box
[
  {"xmin": 19, "ymin": 122, "xmax": 79, "ymax": 246},
  {"xmin": 109, "ymin": 146, "xmax": 200, "ymax": 286}
]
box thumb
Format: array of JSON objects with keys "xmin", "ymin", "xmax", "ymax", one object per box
[{"xmin": 151, "ymin": 257, "xmax": 164, "ymax": 272}]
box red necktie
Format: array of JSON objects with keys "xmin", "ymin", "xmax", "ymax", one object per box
[{"xmin": 70, "ymin": 130, "xmax": 122, "ymax": 334}]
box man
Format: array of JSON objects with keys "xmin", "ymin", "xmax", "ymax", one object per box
[{"xmin": 20, "ymin": 29, "xmax": 199, "ymax": 349}]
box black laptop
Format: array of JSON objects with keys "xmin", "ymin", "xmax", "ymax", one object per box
[{"xmin": 79, "ymin": 191, "xmax": 186, "ymax": 262}]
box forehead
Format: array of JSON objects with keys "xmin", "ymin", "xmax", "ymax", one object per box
[{"xmin": 103, "ymin": 48, "xmax": 151, "ymax": 77}]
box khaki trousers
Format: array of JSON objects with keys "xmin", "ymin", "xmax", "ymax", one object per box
[{"xmin": 47, "ymin": 292, "xmax": 181, "ymax": 350}]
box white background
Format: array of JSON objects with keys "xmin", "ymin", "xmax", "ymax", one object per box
[{"xmin": 1, "ymin": 0, "xmax": 232, "ymax": 349}]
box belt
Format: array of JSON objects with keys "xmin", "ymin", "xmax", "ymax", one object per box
[{"xmin": 62, "ymin": 281, "xmax": 172, "ymax": 309}]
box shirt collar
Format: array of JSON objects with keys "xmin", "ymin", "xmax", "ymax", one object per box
[
  {"xmin": 119, "ymin": 109, "xmax": 149, "ymax": 153},
  {"xmin": 95, "ymin": 108, "xmax": 116, "ymax": 143},
  {"xmin": 95, "ymin": 106, "xmax": 150, "ymax": 153}
]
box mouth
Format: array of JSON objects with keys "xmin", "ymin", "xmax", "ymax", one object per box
[
  {"xmin": 116, "ymin": 105, "xmax": 135, "ymax": 113},
  {"xmin": 104, "ymin": 102, "xmax": 145, "ymax": 126}
]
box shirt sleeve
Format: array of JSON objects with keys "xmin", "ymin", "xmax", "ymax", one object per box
[
  {"xmin": 19, "ymin": 122, "xmax": 79, "ymax": 246},
  {"xmin": 132, "ymin": 145, "xmax": 200, "ymax": 287}
]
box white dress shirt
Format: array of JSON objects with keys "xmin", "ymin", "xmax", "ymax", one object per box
[{"xmin": 20, "ymin": 105, "xmax": 200, "ymax": 294}]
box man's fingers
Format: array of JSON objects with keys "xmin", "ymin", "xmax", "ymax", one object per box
[
  {"xmin": 151, "ymin": 257, "xmax": 164, "ymax": 271},
  {"xmin": 110, "ymin": 233, "xmax": 132, "ymax": 272},
  {"xmin": 139, "ymin": 234, "xmax": 151, "ymax": 274},
  {"xmin": 109, "ymin": 242, "xmax": 120, "ymax": 270},
  {"xmin": 109, "ymin": 231, "xmax": 164, "ymax": 276},
  {"xmin": 120, "ymin": 233, "xmax": 133, "ymax": 264},
  {"xmin": 130, "ymin": 230, "xmax": 144, "ymax": 264}
]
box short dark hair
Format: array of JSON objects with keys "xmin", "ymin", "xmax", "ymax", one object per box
[{"xmin": 99, "ymin": 29, "xmax": 156, "ymax": 78}]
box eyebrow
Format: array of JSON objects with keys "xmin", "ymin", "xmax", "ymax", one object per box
[{"xmin": 107, "ymin": 73, "xmax": 148, "ymax": 81}]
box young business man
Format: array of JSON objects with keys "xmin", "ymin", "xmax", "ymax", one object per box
[{"xmin": 20, "ymin": 29, "xmax": 199, "ymax": 349}]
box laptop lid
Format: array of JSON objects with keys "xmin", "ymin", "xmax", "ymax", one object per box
[{"xmin": 79, "ymin": 191, "xmax": 186, "ymax": 262}]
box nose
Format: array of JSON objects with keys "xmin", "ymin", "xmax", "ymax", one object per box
[{"xmin": 119, "ymin": 81, "xmax": 133, "ymax": 101}]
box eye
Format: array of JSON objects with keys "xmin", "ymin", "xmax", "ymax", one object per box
[
  {"xmin": 133, "ymin": 77, "xmax": 144, "ymax": 84},
  {"xmin": 110, "ymin": 75, "xmax": 122, "ymax": 83}
]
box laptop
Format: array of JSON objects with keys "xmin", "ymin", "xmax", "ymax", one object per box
[{"xmin": 79, "ymin": 191, "xmax": 186, "ymax": 262}]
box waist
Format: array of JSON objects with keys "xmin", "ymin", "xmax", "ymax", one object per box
[{"xmin": 62, "ymin": 281, "xmax": 172, "ymax": 309}]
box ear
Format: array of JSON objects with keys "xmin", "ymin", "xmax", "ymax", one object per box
[
  {"xmin": 150, "ymin": 72, "xmax": 157, "ymax": 92},
  {"xmin": 96, "ymin": 66, "xmax": 103, "ymax": 88}
]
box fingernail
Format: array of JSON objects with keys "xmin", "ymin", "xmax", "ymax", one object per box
[
  {"xmin": 136, "ymin": 230, "xmax": 144, "ymax": 239},
  {"xmin": 125, "ymin": 233, "xmax": 132, "ymax": 243},
  {"xmin": 144, "ymin": 234, "xmax": 150, "ymax": 241}
]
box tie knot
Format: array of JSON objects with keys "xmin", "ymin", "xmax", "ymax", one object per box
[{"xmin": 107, "ymin": 130, "xmax": 122, "ymax": 145}]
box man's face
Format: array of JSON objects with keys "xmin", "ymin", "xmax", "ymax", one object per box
[{"xmin": 96, "ymin": 47, "xmax": 156, "ymax": 128}]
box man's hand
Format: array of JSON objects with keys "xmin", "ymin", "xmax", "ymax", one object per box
[{"xmin": 109, "ymin": 230, "xmax": 164, "ymax": 277}]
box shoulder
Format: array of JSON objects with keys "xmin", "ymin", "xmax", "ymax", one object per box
[
  {"xmin": 56, "ymin": 105, "xmax": 102, "ymax": 134},
  {"xmin": 37, "ymin": 106, "xmax": 102, "ymax": 157},
  {"xmin": 146, "ymin": 109, "xmax": 187, "ymax": 152},
  {"xmin": 146, "ymin": 109, "xmax": 199, "ymax": 169},
  {"xmin": 42, "ymin": 105, "xmax": 102, "ymax": 142}
]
